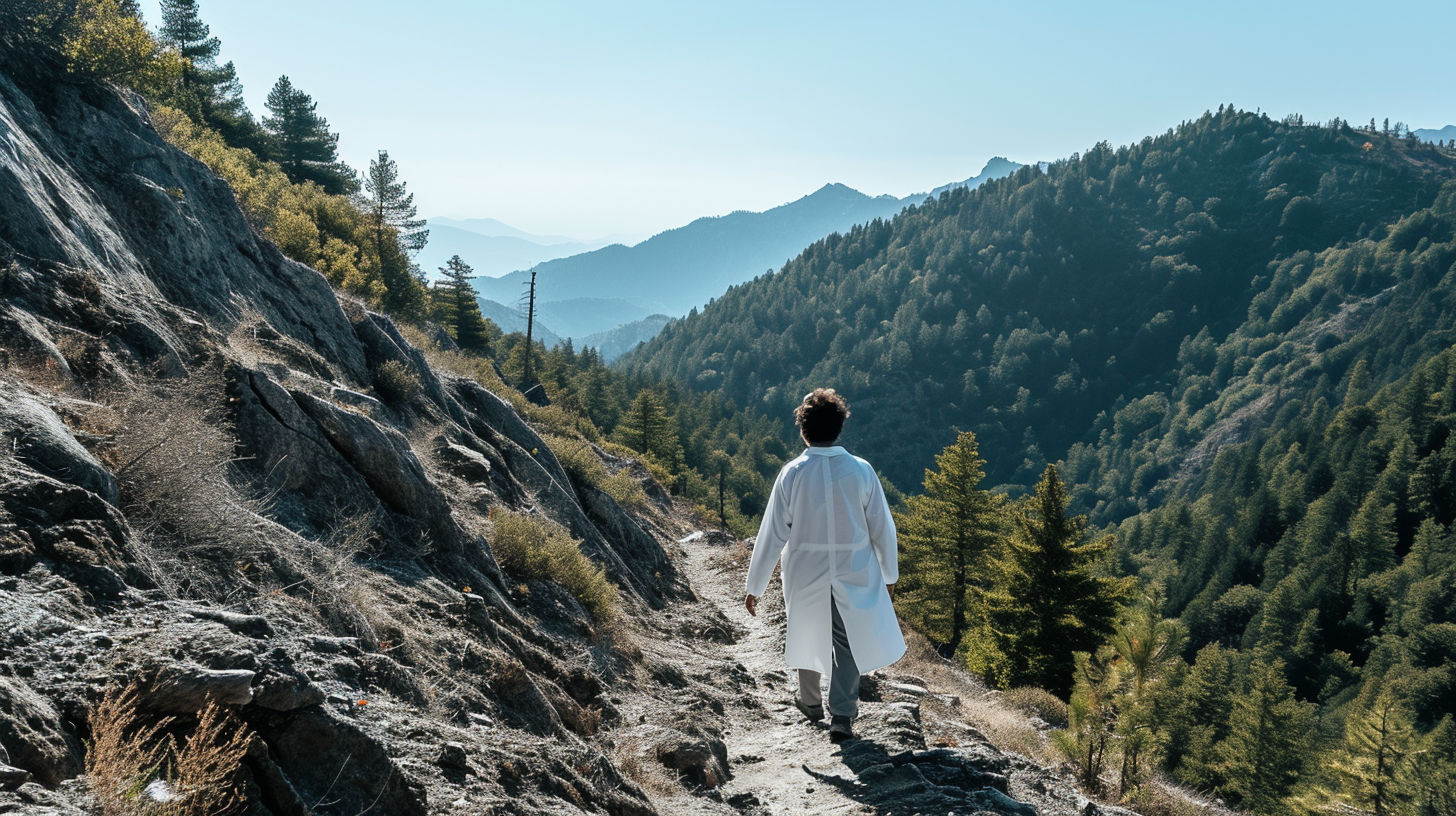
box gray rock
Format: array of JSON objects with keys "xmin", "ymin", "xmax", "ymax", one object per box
[
  {"xmin": 0, "ymin": 385, "xmax": 117, "ymax": 505},
  {"xmin": 0, "ymin": 762, "xmax": 30, "ymax": 791},
  {"xmin": 185, "ymin": 607, "xmax": 275, "ymax": 638},
  {"xmin": 0, "ymin": 676, "xmax": 82, "ymax": 786},
  {"xmin": 329, "ymin": 386, "xmax": 382, "ymax": 411},
  {"xmin": 437, "ymin": 742, "xmax": 469, "ymax": 772},
  {"xmin": 655, "ymin": 733, "xmax": 731, "ymax": 789},
  {"xmin": 436, "ymin": 439, "xmax": 492, "ymax": 481},
  {"xmin": 139, "ymin": 666, "xmax": 255, "ymax": 712},
  {"xmin": 251, "ymin": 672, "xmax": 325, "ymax": 712},
  {"xmin": 257, "ymin": 706, "xmax": 426, "ymax": 816},
  {"xmin": 291, "ymin": 388, "xmax": 462, "ymax": 552}
]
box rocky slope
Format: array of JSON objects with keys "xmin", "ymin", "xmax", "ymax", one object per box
[{"xmin": 0, "ymin": 43, "xmax": 1100, "ymax": 816}]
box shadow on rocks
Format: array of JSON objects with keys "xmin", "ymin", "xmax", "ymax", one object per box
[{"xmin": 803, "ymin": 735, "xmax": 1037, "ymax": 816}]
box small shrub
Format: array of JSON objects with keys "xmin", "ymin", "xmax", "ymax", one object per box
[
  {"xmin": 611, "ymin": 735, "xmax": 678, "ymax": 796},
  {"xmin": 373, "ymin": 359, "xmax": 422, "ymax": 404},
  {"xmin": 490, "ymin": 510, "xmax": 616, "ymax": 621},
  {"xmin": 54, "ymin": 330, "xmax": 109, "ymax": 379},
  {"xmin": 544, "ymin": 434, "xmax": 648, "ymax": 511},
  {"xmin": 86, "ymin": 684, "xmax": 250, "ymax": 816},
  {"xmin": 1003, "ymin": 686, "xmax": 1069, "ymax": 728},
  {"xmin": 525, "ymin": 403, "xmax": 599, "ymax": 441}
]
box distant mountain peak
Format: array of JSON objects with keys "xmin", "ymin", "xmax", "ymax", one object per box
[
  {"xmin": 1414, "ymin": 125, "xmax": 1456, "ymax": 144},
  {"xmin": 924, "ymin": 157, "xmax": 1025, "ymax": 200}
]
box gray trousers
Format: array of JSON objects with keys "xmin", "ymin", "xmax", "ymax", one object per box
[{"xmin": 798, "ymin": 598, "xmax": 860, "ymax": 718}]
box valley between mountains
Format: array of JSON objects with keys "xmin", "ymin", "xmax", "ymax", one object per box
[
  {"xmin": 0, "ymin": 28, "xmax": 1106, "ymax": 816},
  {"xmin": 5, "ymin": 4, "xmax": 1456, "ymax": 815}
]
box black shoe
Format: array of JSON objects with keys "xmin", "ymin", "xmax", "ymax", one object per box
[
  {"xmin": 794, "ymin": 697, "xmax": 824, "ymax": 723},
  {"xmin": 829, "ymin": 715, "xmax": 854, "ymax": 742}
]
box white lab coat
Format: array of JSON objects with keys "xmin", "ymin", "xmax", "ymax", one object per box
[{"xmin": 746, "ymin": 445, "xmax": 906, "ymax": 675}]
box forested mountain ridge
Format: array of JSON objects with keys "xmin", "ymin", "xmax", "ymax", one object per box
[
  {"xmin": 626, "ymin": 110, "xmax": 1456, "ymax": 496},
  {"xmin": 630, "ymin": 109, "xmax": 1456, "ymax": 812}
]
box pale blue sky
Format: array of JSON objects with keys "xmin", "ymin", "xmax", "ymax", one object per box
[{"xmin": 139, "ymin": 1, "xmax": 1454, "ymax": 239}]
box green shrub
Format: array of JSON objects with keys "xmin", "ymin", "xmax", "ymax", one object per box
[
  {"xmin": 526, "ymin": 403, "xmax": 600, "ymax": 442},
  {"xmin": 373, "ymin": 360, "xmax": 421, "ymax": 404},
  {"xmin": 1002, "ymin": 685, "xmax": 1069, "ymax": 728},
  {"xmin": 490, "ymin": 510, "xmax": 616, "ymax": 620},
  {"xmin": 544, "ymin": 434, "xmax": 648, "ymax": 512}
]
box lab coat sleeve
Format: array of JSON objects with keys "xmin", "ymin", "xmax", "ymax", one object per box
[
  {"xmin": 745, "ymin": 466, "xmax": 793, "ymax": 597},
  {"xmin": 864, "ymin": 466, "xmax": 898, "ymax": 584}
]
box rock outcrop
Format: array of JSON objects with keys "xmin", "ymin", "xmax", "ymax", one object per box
[
  {"xmin": 0, "ymin": 36, "xmax": 1098, "ymax": 816},
  {"xmin": 0, "ymin": 38, "xmax": 692, "ymax": 815}
]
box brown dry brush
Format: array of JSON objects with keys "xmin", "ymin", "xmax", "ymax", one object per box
[{"xmin": 86, "ymin": 685, "xmax": 251, "ymax": 816}]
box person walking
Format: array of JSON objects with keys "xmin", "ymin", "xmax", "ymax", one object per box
[{"xmin": 744, "ymin": 388, "xmax": 905, "ymax": 742}]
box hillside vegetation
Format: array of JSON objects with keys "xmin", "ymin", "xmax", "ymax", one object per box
[
  {"xmin": 632, "ymin": 111, "xmax": 1456, "ymax": 813},
  {"xmin": 628, "ymin": 110, "xmax": 1456, "ymax": 496}
]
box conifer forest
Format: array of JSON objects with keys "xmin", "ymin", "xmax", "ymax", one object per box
[{"xmin": 3, "ymin": 2, "xmax": 1455, "ymax": 815}]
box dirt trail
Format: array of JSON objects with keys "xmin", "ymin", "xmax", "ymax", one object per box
[{"xmin": 665, "ymin": 533, "xmax": 1092, "ymax": 816}]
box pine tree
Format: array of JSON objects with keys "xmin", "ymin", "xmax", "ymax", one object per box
[
  {"xmin": 156, "ymin": 0, "xmax": 268, "ymax": 155},
  {"xmin": 1162, "ymin": 643, "xmax": 1239, "ymax": 787},
  {"xmin": 1407, "ymin": 715, "xmax": 1456, "ymax": 816},
  {"xmin": 360, "ymin": 150, "xmax": 428, "ymax": 318},
  {"xmin": 1329, "ymin": 690, "xmax": 1415, "ymax": 816},
  {"xmin": 1110, "ymin": 591, "xmax": 1182, "ymax": 793},
  {"xmin": 1219, "ymin": 659, "xmax": 1313, "ymax": 814},
  {"xmin": 969, "ymin": 464, "xmax": 1129, "ymax": 696},
  {"xmin": 895, "ymin": 431, "xmax": 1004, "ymax": 653},
  {"xmin": 433, "ymin": 255, "xmax": 491, "ymax": 354},
  {"xmin": 1053, "ymin": 647, "xmax": 1120, "ymax": 794},
  {"xmin": 262, "ymin": 75, "xmax": 355, "ymax": 194},
  {"xmin": 616, "ymin": 391, "xmax": 680, "ymax": 468}
]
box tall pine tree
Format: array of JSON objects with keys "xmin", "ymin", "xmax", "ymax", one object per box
[
  {"xmin": 262, "ymin": 75, "xmax": 355, "ymax": 194},
  {"xmin": 615, "ymin": 391, "xmax": 681, "ymax": 469},
  {"xmin": 432, "ymin": 255, "xmax": 491, "ymax": 354},
  {"xmin": 156, "ymin": 0, "xmax": 268, "ymax": 155},
  {"xmin": 360, "ymin": 150, "xmax": 428, "ymax": 318},
  {"xmin": 1326, "ymin": 690, "xmax": 1415, "ymax": 816},
  {"xmin": 895, "ymin": 431, "xmax": 1004, "ymax": 654},
  {"xmin": 1219, "ymin": 659, "xmax": 1313, "ymax": 814},
  {"xmin": 968, "ymin": 464, "xmax": 1128, "ymax": 696}
]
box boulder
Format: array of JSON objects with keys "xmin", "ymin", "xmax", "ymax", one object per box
[
  {"xmin": 251, "ymin": 672, "xmax": 325, "ymax": 712},
  {"xmin": 258, "ymin": 707, "xmax": 426, "ymax": 816},
  {"xmin": 0, "ymin": 385, "xmax": 117, "ymax": 505},
  {"xmin": 185, "ymin": 607, "xmax": 275, "ymax": 639},
  {"xmin": 655, "ymin": 732, "xmax": 731, "ymax": 789},
  {"xmin": 435, "ymin": 439, "xmax": 492, "ymax": 482},
  {"xmin": 0, "ymin": 676, "xmax": 82, "ymax": 787},
  {"xmin": 139, "ymin": 666, "xmax": 255, "ymax": 713}
]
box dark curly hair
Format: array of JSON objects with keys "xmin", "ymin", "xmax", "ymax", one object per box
[{"xmin": 794, "ymin": 388, "xmax": 850, "ymax": 444}]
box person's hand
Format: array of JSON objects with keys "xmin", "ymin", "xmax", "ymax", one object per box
[
  {"xmin": 887, "ymin": 583, "xmax": 896, "ymax": 600},
  {"xmin": 745, "ymin": 594, "xmax": 758, "ymax": 617}
]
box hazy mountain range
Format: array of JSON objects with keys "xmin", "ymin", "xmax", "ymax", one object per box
[
  {"xmin": 467, "ymin": 157, "xmax": 1023, "ymax": 350},
  {"xmin": 415, "ymin": 219, "xmax": 643, "ymax": 279},
  {"xmin": 1415, "ymin": 125, "xmax": 1456, "ymax": 144}
]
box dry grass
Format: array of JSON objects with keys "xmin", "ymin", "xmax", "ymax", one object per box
[
  {"xmin": 1002, "ymin": 686, "xmax": 1069, "ymax": 728},
  {"xmin": 543, "ymin": 433, "xmax": 649, "ymax": 511},
  {"xmin": 86, "ymin": 685, "xmax": 250, "ymax": 816},
  {"xmin": 610, "ymin": 734, "xmax": 680, "ymax": 797},
  {"xmin": 372, "ymin": 359, "xmax": 422, "ymax": 404},
  {"xmin": 490, "ymin": 510, "xmax": 617, "ymax": 621},
  {"xmin": 1122, "ymin": 781, "xmax": 1221, "ymax": 816},
  {"xmin": 89, "ymin": 369, "xmax": 280, "ymax": 598},
  {"xmin": 893, "ymin": 628, "xmax": 1053, "ymax": 761}
]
